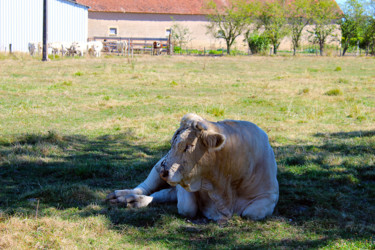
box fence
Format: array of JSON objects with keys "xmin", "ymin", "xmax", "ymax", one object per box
[{"xmin": 92, "ymin": 36, "xmax": 171, "ymax": 56}]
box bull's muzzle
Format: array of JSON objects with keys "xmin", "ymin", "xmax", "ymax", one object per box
[
  {"xmin": 160, "ymin": 168, "xmax": 169, "ymax": 181},
  {"xmin": 160, "ymin": 159, "xmax": 169, "ymax": 181}
]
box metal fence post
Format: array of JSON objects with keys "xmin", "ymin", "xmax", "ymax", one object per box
[{"xmin": 42, "ymin": 0, "xmax": 48, "ymax": 61}]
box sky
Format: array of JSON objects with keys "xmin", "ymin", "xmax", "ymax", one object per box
[{"xmin": 336, "ymin": 0, "xmax": 345, "ymax": 7}]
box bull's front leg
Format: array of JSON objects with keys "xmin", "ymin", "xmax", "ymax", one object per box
[
  {"xmin": 201, "ymin": 179, "xmax": 233, "ymax": 223},
  {"xmin": 107, "ymin": 156, "xmax": 169, "ymax": 207}
]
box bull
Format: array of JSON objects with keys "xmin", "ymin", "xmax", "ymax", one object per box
[{"xmin": 107, "ymin": 114, "xmax": 279, "ymax": 222}]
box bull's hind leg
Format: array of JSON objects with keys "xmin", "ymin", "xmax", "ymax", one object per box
[{"xmin": 241, "ymin": 194, "xmax": 278, "ymax": 221}]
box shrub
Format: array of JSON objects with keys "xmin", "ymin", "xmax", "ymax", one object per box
[
  {"xmin": 208, "ymin": 50, "xmax": 223, "ymax": 55},
  {"xmin": 174, "ymin": 46, "xmax": 182, "ymax": 54},
  {"xmin": 244, "ymin": 31, "xmax": 270, "ymax": 55}
]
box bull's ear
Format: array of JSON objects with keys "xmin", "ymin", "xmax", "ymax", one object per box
[{"xmin": 201, "ymin": 131, "xmax": 226, "ymax": 151}]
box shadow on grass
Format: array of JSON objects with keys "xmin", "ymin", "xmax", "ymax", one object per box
[
  {"xmin": 0, "ymin": 130, "xmax": 374, "ymax": 248},
  {"xmin": 0, "ymin": 131, "xmax": 169, "ymax": 215}
]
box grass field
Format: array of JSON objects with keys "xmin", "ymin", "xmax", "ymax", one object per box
[{"xmin": 0, "ymin": 54, "xmax": 374, "ymax": 249}]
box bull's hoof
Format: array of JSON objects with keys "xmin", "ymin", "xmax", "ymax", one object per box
[
  {"xmin": 187, "ymin": 217, "xmax": 209, "ymax": 225},
  {"xmin": 106, "ymin": 192, "xmax": 116, "ymax": 201},
  {"xmin": 124, "ymin": 194, "xmax": 153, "ymax": 208},
  {"xmin": 217, "ymin": 218, "xmax": 229, "ymax": 226}
]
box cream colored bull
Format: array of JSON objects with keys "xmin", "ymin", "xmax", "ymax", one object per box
[{"xmin": 107, "ymin": 114, "xmax": 279, "ymax": 222}]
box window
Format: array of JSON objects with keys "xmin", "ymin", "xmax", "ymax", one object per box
[
  {"xmin": 165, "ymin": 28, "xmax": 171, "ymax": 36},
  {"xmin": 109, "ymin": 27, "xmax": 118, "ymax": 36}
]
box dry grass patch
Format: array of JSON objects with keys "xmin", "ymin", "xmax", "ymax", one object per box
[{"xmin": 0, "ymin": 216, "xmax": 128, "ymax": 249}]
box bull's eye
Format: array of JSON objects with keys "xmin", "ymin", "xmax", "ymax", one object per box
[{"xmin": 184, "ymin": 144, "xmax": 193, "ymax": 153}]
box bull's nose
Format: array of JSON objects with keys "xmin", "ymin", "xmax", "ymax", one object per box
[{"xmin": 160, "ymin": 169, "xmax": 169, "ymax": 181}]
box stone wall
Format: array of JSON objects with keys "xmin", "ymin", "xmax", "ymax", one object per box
[{"xmin": 88, "ymin": 12, "xmax": 341, "ymax": 52}]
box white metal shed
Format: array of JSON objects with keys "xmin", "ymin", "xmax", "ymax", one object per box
[{"xmin": 0, "ymin": 0, "xmax": 89, "ymax": 52}]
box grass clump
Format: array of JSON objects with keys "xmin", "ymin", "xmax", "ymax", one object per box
[
  {"xmin": 206, "ymin": 106, "xmax": 225, "ymax": 117},
  {"xmin": 325, "ymin": 88, "xmax": 343, "ymax": 96},
  {"xmin": 357, "ymin": 115, "xmax": 366, "ymax": 121},
  {"xmin": 337, "ymin": 78, "xmax": 349, "ymax": 84},
  {"xmin": 334, "ymin": 66, "xmax": 342, "ymax": 71},
  {"xmin": 169, "ymin": 80, "xmax": 178, "ymax": 86},
  {"xmin": 48, "ymin": 54, "xmax": 60, "ymax": 60},
  {"xmin": 307, "ymin": 68, "xmax": 319, "ymax": 73}
]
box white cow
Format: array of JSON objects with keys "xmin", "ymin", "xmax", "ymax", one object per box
[
  {"xmin": 28, "ymin": 42, "xmax": 37, "ymax": 56},
  {"xmin": 87, "ymin": 41, "xmax": 104, "ymax": 57},
  {"xmin": 28, "ymin": 42, "xmax": 42, "ymax": 56},
  {"xmin": 70, "ymin": 42, "xmax": 87, "ymax": 56},
  {"xmin": 107, "ymin": 114, "xmax": 279, "ymax": 223},
  {"xmin": 49, "ymin": 42, "xmax": 62, "ymax": 56},
  {"xmin": 61, "ymin": 42, "xmax": 72, "ymax": 56},
  {"xmin": 116, "ymin": 41, "xmax": 128, "ymax": 55}
]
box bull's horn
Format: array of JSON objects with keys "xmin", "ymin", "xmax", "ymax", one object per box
[{"xmin": 195, "ymin": 121, "xmax": 208, "ymax": 131}]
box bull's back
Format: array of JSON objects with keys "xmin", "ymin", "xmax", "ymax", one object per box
[
  {"xmin": 217, "ymin": 120, "xmax": 271, "ymax": 158},
  {"xmin": 216, "ymin": 120, "xmax": 278, "ymax": 198}
]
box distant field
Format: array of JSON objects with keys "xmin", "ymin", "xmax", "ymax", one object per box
[{"xmin": 0, "ymin": 54, "xmax": 374, "ymax": 249}]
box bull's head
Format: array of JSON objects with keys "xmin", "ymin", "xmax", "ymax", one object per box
[{"xmin": 159, "ymin": 114, "xmax": 226, "ymax": 192}]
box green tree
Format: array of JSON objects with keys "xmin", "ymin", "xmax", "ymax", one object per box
[
  {"xmin": 340, "ymin": 0, "xmax": 366, "ymax": 56},
  {"xmin": 309, "ymin": 0, "xmax": 341, "ymax": 56},
  {"xmin": 287, "ymin": 0, "xmax": 314, "ymax": 55},
  {"xmin": 361, "ymin": 0, "xmax": 375, "ymax": 55},
  {"xmin": 360, "ymin": 16, "xmax": 375, "ymax": 54},
  {"xmin": 171, "ymin": 22, "xmax": 193, "ymax": 53},
  {"xmin": 256, "ymin": 0, "xmax": 290, "ymax": 55},
  {"xmin": 205, "ymin": 0, "xmax": 248, "ymax": 55}
]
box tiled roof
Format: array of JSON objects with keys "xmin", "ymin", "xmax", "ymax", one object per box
[
  {"xmin": 65, "ymin": 0, "xmax": 90, "ymax": 9},
  {"xmin": 75, "ymin": 0, "xmax": 228, "ymax": 14},
  {"xmin": 76, "ymin": 0, "xmax": 341, "ymax": 15}
]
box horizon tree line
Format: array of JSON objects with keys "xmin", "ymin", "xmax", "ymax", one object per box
[{"xmin": 202, "ymin": 0, "xmax": 375, "ymax": 56}]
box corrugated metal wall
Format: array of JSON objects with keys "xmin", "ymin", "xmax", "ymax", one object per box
[
  {"xmin": 48, "ymin": 0, "xmax": 88, "ymax": 43},
  {"xmin": 0, "ymin": 0, "xmax": 88, "ymax": 52}
]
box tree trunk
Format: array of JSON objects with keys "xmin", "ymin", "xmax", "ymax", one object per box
[
  {"xmin": 273, "ymin": 45, "xmax": 277, "ymax": 55},
  {"xmin": 226, "ymin": 41, "xmax": 231, "ymax": 55},
  {"xmin": 342, "ymin": 46, "xmax": 348, "ymax": 56},
  {"xmin": 319, "ymin": 43, "xmax": 324, "ymax": 56},
  {"xmin": 366, "ymin": 45, "xmax": 369, "ymax": 56},
  {"xmin": 293, "ymin": 47, "xmax": 296, "ymax": 56}
]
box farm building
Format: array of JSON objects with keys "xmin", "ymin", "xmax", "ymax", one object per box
[
  {"xmin": 75, "ymin": 0, "xmax": 341, "ymax": 51},
  {"xmin": 0, "ymin": 0, "xmax": 89, "ymax": 53},
  {"xmin": 75, "ymin": 0, "xmax": 229, "ymax": 50}
]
